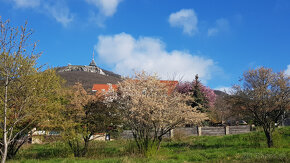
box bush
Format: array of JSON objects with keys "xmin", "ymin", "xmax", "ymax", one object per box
[{"xmin": 172, "ymin": 130, "xmax": 188, "ymax": 141}]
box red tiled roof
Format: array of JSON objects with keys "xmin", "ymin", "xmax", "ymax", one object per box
[
  {"xmin": 160, "ymin": 80, "xmax": 179, "ymax": 94},
  {"xmin": 160, "ymin": 80, "xmax": 178, "ymax": 86},
  {"xmin": 92, "ymin": 80, "xmax": 178, "ymax": 94},
  {"xmin": 92, "ymin": 84, "xmax": 118, "ymax": 92}
]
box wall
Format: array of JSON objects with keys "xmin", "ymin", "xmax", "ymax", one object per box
[
  {"xmin": 201, "ymin": 127, "xmax": 225, "ymax": 136},
  {"xmin": 120, "ymin": 125, "xmax": 251, "ymax": 139}
]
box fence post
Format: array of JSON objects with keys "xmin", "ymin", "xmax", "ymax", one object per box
[
  {"xmin": 170, "ymin": 129, "xmax": 174, "ymax": 138},
  {"xmin": 225, "ymin": 126, "xmax": 229, "ymax": 135},
  {"xmin": 250, "ymin": 124, "xmax": 255, "ymax": 131},
  {"xmin": 197, "ymin": 126, "xmax": 202, "ymax": 136}
]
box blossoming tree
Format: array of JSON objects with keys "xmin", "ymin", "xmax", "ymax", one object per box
[{"xmin": 116, "ymin": 72, "xmax": 207, "ymax": 155}]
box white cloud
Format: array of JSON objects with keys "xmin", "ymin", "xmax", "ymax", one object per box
[
  {"xmin": 43, "ymin": 1, "xmax": 74, "ymax": 27},
  {"xmin": 208, "ymin": 18, "xmax": 230, "ymax": 37},
  {"xmin": 168, "ymin": 9, "xmax": 198, "ymax": 35},
  {"xmin": 86, "ymin": 0, "xmax": 123, "ymax": 27},
  {"xmin": 86, "ymin": 0, "xmax": 122, "ymax": 17},
  {"xmin": 11, "ymin": 0, "xmax": 40, "ymax": 8},
  {"xmin": 95, "ymin": 33, "xmax": 217, "ymax": 82},
  {"xmin": 285, "ymin": 64, "xmax": 290, "ymax": 76}
]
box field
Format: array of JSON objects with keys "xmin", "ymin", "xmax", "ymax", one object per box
[{"xmin": 9, "ymin": 127, "xmax": 290, "ymax": 163}]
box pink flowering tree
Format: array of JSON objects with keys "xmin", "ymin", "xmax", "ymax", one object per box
[{"xmin": 176, "ymin": 75, "xmax": 216, "ymax": 111}]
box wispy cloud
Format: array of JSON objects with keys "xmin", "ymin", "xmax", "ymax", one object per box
[
  {"xmin": 286, "ymin": 64, "xmax": 290, "ymax": 76},
  {"xmin": 208, "ymin": 18, "xmax": 230, "ymax": 37},
  {"xmin": 168, "ymin": 9, "xmax": 198, "ymax": 36},
  {"xmin": 8, "ymin": 0, "xmax": 74, "ymax": 27},
  {"xmin": 86, "ymin": 0, "xmax": 123, "ymax": 27},
  {"xmin": 95, "ymin": 33, "xmax": 218, "ymax": 82},
  {"xmin": 88, "ymin": 10, "xmax": 106, "ymax": 28},
  {"xmin": 43, "ymin": 1, "xmax": 73, "ymax": 27},
  {"xmin": 11, "ymin": 0, "xmax": 40, "ymax": 8},
  {"xmin": 86, "ymin": 0, "xmax": 122, "ymax": 17}
]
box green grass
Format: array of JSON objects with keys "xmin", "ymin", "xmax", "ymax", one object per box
[{"xmin": 9, "ymin": 127, "xmax": 290, "ymax": 163}]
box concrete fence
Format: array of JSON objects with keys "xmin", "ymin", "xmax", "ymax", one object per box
[
  {"xmin": 120, "ymin": 125, "xmax": 251, "ymax": 139},
  {"xmin": 30, "ymin": 125, "xmax": 252, "ymax": 143}
]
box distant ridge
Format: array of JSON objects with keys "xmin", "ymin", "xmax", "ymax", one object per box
[{"xmin": 213, "ymin": 90, "xmax": 228, "ymax": 96}]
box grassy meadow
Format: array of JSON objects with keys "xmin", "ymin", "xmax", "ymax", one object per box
[{"xmin": 9, "ymin": 127, "xmax": 290, "ymax": 163}]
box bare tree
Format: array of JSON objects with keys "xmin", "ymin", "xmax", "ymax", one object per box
[
  {"xmin": 229, "ymin": 67, "xmax": 290, "ymax": 147},
  {"xmin": 209, "ymin": 95, "xmax": 232, "ymax": 124}
]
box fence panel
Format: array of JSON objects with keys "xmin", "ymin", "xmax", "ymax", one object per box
[
  {"xmin": 229, "ymin": 125, "xmax": 251, "ymax": 135},
  {"xmin": 119, "ymin": 126, "xmax": 251, "ymax": 139},
  {"xmin": 201, "ymin": 127, "xmax": 225, "ymax": 136}
]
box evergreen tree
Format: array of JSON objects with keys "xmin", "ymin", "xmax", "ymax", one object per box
[{"xmin": 189, "ymin": 74, "xmax": 209, "ymax": 112}]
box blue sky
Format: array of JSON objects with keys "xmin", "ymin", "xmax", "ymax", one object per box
[{"xmin": 1, "ymin": 0, "xmax": 289, "ymax": 91}]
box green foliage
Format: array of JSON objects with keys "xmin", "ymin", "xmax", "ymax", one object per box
[
  {"xmin": 178, "ymin": 74, "xmax": 212, "ymax": 115},
  {"xmin": 84, "ymin": 100, "xmax": 122, "ymax": 137},
  {"xmin": 190, "ymin": 75, "xmax": 209, "ymax": 112},
  {"xmin": 0, "ymin": 61, "xmax": 65, "ymax": 159},
  {"xmin": 59, "ymin": 83, "xmax": 122, "ymax": 157},
  {"xmin": 15, "ymin": 142, "xmax": 72, "ymax": 159},
  {"xmin": 0, "ymin": 17, "xmax": 66, "ymax": 162}
]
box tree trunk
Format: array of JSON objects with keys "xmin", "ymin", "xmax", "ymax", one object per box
[
  {"xmin": 2, "ymin": 76, "xmax": 9, "ymax": 163},
  {"xmin": 157, "ymin": 136, "xmax": 162, "ymax": 151},
  {"xmin": 264, "ymin": 128, "xmax": 273, "ymax": 148},
  {"xmin": 82, "ymin": 137, "xmax": 90, "ymax": 157},
  {"xmin": 7, "ymin": 137, "xmax": 27, "ymax": 159},
  {"xmin": 1, "ymin": 143, "xmax": 7, "ymax": 163}
]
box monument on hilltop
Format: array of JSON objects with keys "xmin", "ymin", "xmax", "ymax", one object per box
[{"xmin": 56, "ymin": 51, "xmax": 121, "ymax": 90}]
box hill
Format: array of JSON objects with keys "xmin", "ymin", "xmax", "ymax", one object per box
[
  {"xmin": 213, "ymin": 90, "xmax": 228, "ymax": 96},
  {"xmin": 55, "ymin": 60, "xmax": 122, "ymax": 90},
  {"xmin": 55, "ymin": 60, "xmax": 228, "ymax": 95}
]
